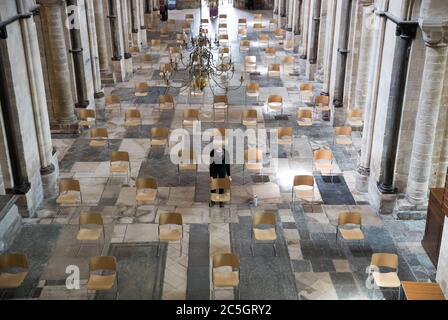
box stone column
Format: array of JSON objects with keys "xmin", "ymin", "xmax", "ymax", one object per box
[
  {"xmin": 93, "ymin": 0, "xmax": 115, "ymax": 85},
  {"xmin": 121, "ymin": 0, "xmax": 133, "ymax": 79},
  {"xmin": 108, "ymin": 0, "xmax": 126, "ymax": 82},
  {"xmin": 274, "ymin": 0, "xmax": 279, "ymax": 14},
  {"xmin": 144, "ymin": 0, "xmax": 153, "ymax": 29},
  {"xmin": 287, "ymin": 0, "xmax": 295, "ymax": 31},
  {"xmin": 314, "ymin": 0, "xmax": 327, "ymax": 81},
  {"xmin": 305, "ymin": 0, "xmax": 321, "ymax": 79},
  {"xmin": 293, "ymin": 0, "xmax": 302, "ymax": 35},
  {"xmin": 299, "ymin": 0, "xmax": 310, "ymax": 59},
  {"xmin": 405, "ymin": 17, "xmax": 448, "ymax": 205},
  {"xmin": 85, "ymin": 0, "xmax": 105, "ymax": 107},
  {"xmin": 39, "ymin": 0, "xmax": 78, "ymax": 131},
  {"xmin": 131, "ymin": 0, "xmax": 142, "ymax": 48},
  {"xmin": 139, "ymin": 0, "xmax": 148, "ymax": 47},
  {"xmin": 321, "ymin": 0, "xmax": 336, "ymax": 95},
  {"xmin": 356, "ymin": 1, "xmax": 387, "ymax": 193}
]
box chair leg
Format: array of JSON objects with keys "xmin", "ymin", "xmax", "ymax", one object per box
[{"xmin": 273, "ymin": 242, "xmax": 277, "ymax": 257}]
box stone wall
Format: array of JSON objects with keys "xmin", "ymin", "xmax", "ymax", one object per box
[{"xmin": 436, "ymin": 217, "xmax": 448, "ymax": 297}]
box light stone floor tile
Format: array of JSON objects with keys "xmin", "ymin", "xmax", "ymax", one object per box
[{"xmin": 123, "ymin": 223, "xmax": 159, "ymax": 243}]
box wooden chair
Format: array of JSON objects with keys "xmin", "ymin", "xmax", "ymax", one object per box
[
  {"xmin": 238, "ymin": 18, "xmax": 247, "ymax": 29},
  {"xmin": 292, "ymin": 175, "xmax": 315, "ymax": 208},
  {"xmin": 167, "ymin": 19, "xmax": 176, "ymax": 31},
  {"xmin": 159, "ymin": 63, "xmax": 173, "ymax": 80},
  {"xmin": 178, "ymin": 148, "xmax": 197, "ymax": 184},
  {"xmin": 158, "ymin": 212, "xmax": 183, "ymax": 257},
  {"xmin": 269, "ymin": 18, "xmax": 278, "ymax": 31},
  {"xmin": 213, "ymin": 95, "xmax": 229, "ymax": 121},
  {"xmin": 242, "ymin": 109, "xmax": 258, "ymax": 128},
  {"xmin": 201, "ymin": 18, "xmax": 209, "ymax": 27},
  {"xmin": 245, "ymin": 82, "xmax": 260, "ymax": 105},
  {"xmin": 274, "ymin": 28, "xmax": 285, "ymax": 41},
  {"xmin": 251, "ymin": 212, "xmax": 277, "ymax": 256},
  {"xmin": 151, "ymin": 39, "xmax": 161, "ymax": 52},
  {"xmin": 253, "ymin": 22, "xmax": 264, "ymax": 32},
  {"xmin": 267, "ymin": 95, "xmax": 283, "ymax": 114},
  {"xmin": 86, "ymin": 256, "xmax": 118, "ymax": 300},
  {"xmin": 284, "ymin": 39, "xmax": 295, "ymax": 52},
  {"xmin": 282, "ymin": 55, "xmax": 295, "ymax": 72},
  {"xmin": 300, "ymin": 83, "xmax": 314, "ymax": 104},
  {"xmin": 219, "ymin": 14, "xmax": 228, "ymax": 23},
  {"xmin": 336, "ymin": 211, "xmax": 364, "ymax": 243},
  {"xmin": 209, "ymin": 178, "xmax": 232, "ymax": 215},
  {"xmin": 124, "ymin": 109, "xmax": 142, "ymax": 128},
  {"xmin": 129, "ymin": 46, "xmax": 140, "ymax": 57},
  {"xmin": 176, "ymin": 33, "xmax": 187, "ymax": 45},
  {"xmin": 277, "ymin": 127, "xmax": 293, "ymax": 156},
  {"xmin": 259, "ymin": 33, "xmax": 270, "ymax": 48},
  {"xmin": 240, "ymin": 40, "xmax": 251, "ymax": 53},
  {"xmin": 78, "ymin": 109, "xmax": 96, "ymax": 129},
  {"xmin": 212, "ymin": 128, "xmax": 228, "ymax": 147},
  {"xmin": 244, "ymin": 148, "xmax": 264, "ymax": 183},
  {"xmin": 0, "ymin": 253, "xmax": 29, "ymax": 290},
  {"xmin": 347, "ymin": 109, "xmax": 364, "ymax": 128},
  {"xmin": 77, "ymin": 213, "xmax": 105, "ymax": 254},
  {"xmin": 369, "ymin": 253, "xmax": 401, "ymax": 300},
  {"xmin": 185, "ymin": 14, "xmax": 194, "ymax": 22},
  {"xmin": 105, "ymin": 95, "xmax": 121, "ymax": 113},
  {"xmin": 313, "ymin": 149, "xmax": 335, "ymax": 180},
  {"xmin": 244, "ymin": 55, "xmax": 256, "ymax": 73},
  {"xmin": 265, "ymin": 47, "xmax": 277, "ymax": 59},
  {"xmin": 297, "ymin": 109, "xmax": 313, "ymax": 127},
  {"xmin": 169, "ymin": 46, "xmax": 181, "ymax": 61},
  {"xmin": 160, "ymin": 27, "xmax": 169, "ymax": 39},
  {"xmin": 181, "ymin": 21, "xmax": 191, "ymax": 34},
  {"xmin": 268, "ymin": 64, "xmax": 281, "ymax": 79},
  {"xmin": 89, "ymin": 128, "xmax": 109, "ymax": 148},
  {"xmin": 219, "ymin": 47, "xmax": 230, "ymax": 59},
  {"xmin": 335, "ymin": 127, "xmax": 353, "ymax": 145},
  {"xmin": 254, "ymin": 13, "xmax": 263, "ymax": 22},
  {"xmin": 110, "ymin": 151, "xmax": 131, "ymax": 185},
  {"xmin": 238, "ymin": 28, "xmax": 248, "ymax": 39},
  {"xmin": 315, "ymin": 95, "xmax": 330, "ymax": 110},
  {"xmin": 150, "ymin": 127, "xmax": 169, "ymax": 147},
  {"xmin": 183, "ymin": 109, "xmax": 199, "ymax": 128},
  {"xmin": 57, "ymin": 179, "xmax": 82, "ymax": 206},
  {"xmin": 134, "ymin": 82, "xmax": 149, "ymax": 97},
  {"xmin": 211, "ymin": 253, "xmax": 240, "ymax": 300},
  {"xmin": 218, "ymin": 34, "xmax": 229, "ymax": 46},
  {"xmin": 135, "ymin": 177, "xmax": 158, "ymax": 214},
  {"xmin": 218, "ymin": 23, "xmax": 228, "ymax": 34},
  {"xmin": 159, "ymin": 95, "xmax": 175, "ymax": 111}
]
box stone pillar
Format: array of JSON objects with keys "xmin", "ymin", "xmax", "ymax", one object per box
[
  {"xmin": 93, "ymin": 0, "xmax": 115, "ymax": 85},
  {"xmin": 39, "ymin": 0, "xmax": 78, "ymax": 131},
  {"xmin": 287, "ymin": 0, "xmax": 295, "ymax": 31},
  {"xmin": 121, "ymin": 0, "xmax": 133, "ymax": 80},
  {"xmin": 108, "ymin": 0, "xmax": 126, "ymax": 82},
  {"xmin": 405, "ymin": 18, "xmax": 448, "ymax": 205},
  {"xmin": 292, "ymin": 0, "xmax": 302, "ymax": 35},
  {"xmin": 144, "ymin": 0, "xmax": 153, "ymax": 29},
  {"xmin": 299, "ymin": 0, "xmax": 310, "ymax": 59},
  {"xmin": 305, "ymin": 0, "xmax": 321, "ymax": 79},
  {"xmin": 131, "ymin": 0, "xmax": 142, "ymax": 48},
  {"xmin": 321, "ymin": 0, "xmax": 336, "ymax": 95},
  {"xmin": 85, "ymin": 0, "xmax": 105, "ymax": 108},
  {"xmin": 139, "ymin": 0, "xmax": 148, "ymax": 47},
  {"xmin": 274, "ymin": 0, "xmax": 279, "ymax": 14},
  {"xmin": 356, "ymin": 1, "xmax": 386, "ymax": 193},
  {"xmin": 314, "ymin": 0, "xmax": 327, "ymax": 81}
]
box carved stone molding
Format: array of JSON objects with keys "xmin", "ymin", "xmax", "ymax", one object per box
[{"xmin": 419, "ymin": 19, "xmax": 448, "ymax": 47}]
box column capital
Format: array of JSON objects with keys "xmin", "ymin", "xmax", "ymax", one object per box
[{"xmin": 419, "ymin": 19, "xmax": 448, "ymax": 47}]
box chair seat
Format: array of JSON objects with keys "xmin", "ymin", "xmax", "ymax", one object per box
[
  {"xmin": 268, "ymin": 103, "xmax": 282, "ymax": 111},
  {"xmin": 339, "ymin": 228, "xmax": 364, "ymax": 241},
  {"xmin": 294, "ymin": 186, "xmax": 314, "ymax": 199},
  {"xmin": 297, "ymin": 118, "xmax": 313, "ymax": 126},
  {"xmin": 79, "ymin": 120, "xmax": 95, "ymax": 127},
  {"xmin": 111, "ymin": 164, "xmax": 129, "ymax": 174},
  {"xmin": 211, "ymin": 192, "xmax": 231, "ymax": 203},
  {"xmin": 105, "ymin": 104, "xmax": 120, "ymax": 111},
  {"xmin": 246, "ymin": 91, "xmax": 259, "ymax": 98},
  {"xmin": 243, "ymin": 120, "xmax": 257, "ymax": 127},
  {"xmin": 254, "ymin": 228, "xmax": 277, "ymax": 241},
  {"xmin": 0, "ymin": 272, "xmax": 27, "ymax": 289},
  {"xmin": 268, "ymin": 71, "xmax": 281, "ymax": 78},
  {"xmin": 214, "ymin": 103, "xmax": 228, "ymax": 109},
  {"xmin": 136, "ymin": 190, "xmax": 157, "ymax": 203},
  {"xmin": 125, "ymin": 120, "xmax": 141, "ymax": 127},
  {"xmin": 372, "ymin": 272, "xmax": 400, "ymax": 289},
  {"xmin": 335, "ymin": 136, "xmax": 353, "ymax": 145},
  {"xmin": 245, "ymin": 163, "xmax": 263, "ymax": 171},
  {"xmin": 86, "ymin": 274, "xmax": 116, "ymax": 291},
  {"xmin": 160, "ymin": 103, "xmax": 174, "ymax": 110},
  {"xmin": 151, "ymin": 138, "xmax": 168, "ymax": 146},
  {"xmin": 56, "ymin": 194, "xmax": 80, "ymax": 205},
  {"xmin": 159, "ymin": 228, "xmax": 182, "ymax": 242},
  {"xmin": 213, "ymin": 271, "xmax": 239, "ymax": 288},
  {"xmin": 90, "ymin": 140, "xmax": 107, "ymax": 148},
  {"xmin": 179, "ymin": 164, "xmax": 197, "ymax": 171},
  {"xmin": 135, "ymin": 92, "xmax": 148, "ymax": 97},
  {"xmin": 77, "ymin": 228, "xmax": 103, "ymax": 241},
  {"xmin": 278, "ymin": 137, "xmax": 292, "ymax": 145},
  {"xmin": 315, "ymin": 162, "xmax": 334, "ymax": 172},
  {"xmin": 348, "ymin": 119, "xmax": 363, "ymax": 127}
]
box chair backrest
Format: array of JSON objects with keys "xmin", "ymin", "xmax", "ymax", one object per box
[
  {"xmin": 268, "ymin": 64, "xmax": 280, "ymax": 72},
  {"xmin": 315, "ymin": 95, "xmax": 329, "ymax": 106},
  {"xmin": 210, "ymin": 178, "xmax": 231, "ymax": 191},
  {"xmin": 90, "ymin": 128, "xmax": 108, "ymax": 139},
  {"xmin": 151, "ymin": 127, "xmax": 169, "ymax": 138},
  {"xmin": 266, "ymin": 47, "xmax": 276, "ymax": 55},
  {"xmin": 142, "ymin": 54, "xmax": 152, "ymax": 63},
  {"xmin": 275, "ymin": 28, "xmax": 284, "ymax": 36},
  {"xmin": 238, "ymin": 29, "xmax": 247, "ymax": 36},
  {"xmin": 135, "ymin": 82, "xmax": 148, "ymax": 92},
  {"xmin": 335, "ymin": 126, "xmax": 352, "ymax": 136},
  {"xmin": 252, "ymin": 212, "xmax": 276, "ymax": 227},
  {"xmin": 219, "ymin": 23, "xmax": 227, "ymax": 29},
  {"xmin": 201, "ymin": 18, "xmax": 209, "ymax": 24},
  {"xmin": 246, "ymin": 82, "xmax": 260, "ymax": 92},
  {"xmin": 184, "ymin": 109, "xmax": 199, "ymax": 119},
  {"xmin": 268, "ymin": 95, "xmax": 282, "ymax": 103},
  {"xmin": 213, "ymin": 253, "xmax": 240, "ymax": 269},
  {"xmin": 284, "ymin": 39, "xmax": 294, "ymax": 48},
  {"xmin": 293, "ymin": 175, "xmax": 314, "ymax": 187},
  {"xmin": 160, "ymin": 27, "xmax": 169, "ymax": 34},
  {"xmin": 282, "ymin": 56, "xmax": 295, "ymax": 64},
  {"xmin": 348, "ymin": 108, "xmax": 363, "ymax": 118},
  {"xmin": 245, "ymin": 148, "xmax": 263, "ymax": 162},
  {"xmin": 151, "ymin": 39, "xmax": 161, "ymax": 47},
  {"xmin": 278, "ymin": 127, "xmax": 292, "ymax": 138},
  {"xmin": 79, "ymin": 212, "xmax": 103, "ymax": 226},
  {"xmin": 338, "ymin": 211, "xmax": 362, "ymax": 226},
  {"xmin": 0, "ymin": 253, "xmax": 28, "ymax": 269},
  {"xmin": 371, "ymin": 253, "xmax": 399, "ymax": 270},
  {"xmin": 219, "ymin": 47, "xmax": 230, "ymax": 55},
  {"xmin": 254, "ymin": 14, "xmax": 263, "ymax": 20},
  {"xmin": 259, "ymin": 34, "xmax": 269, "ymax": 42},
  {"xmin": 185, "ymin": 14, "xmax": 194, "ymax": 20},
  {"xmin": 136, "ymin": 177, "xmax": 158, "ymax": 190},
  {"xmin": 314, "ymin": 149, "xmax": 333, "ymax": 161},
  {"xmin": 243, "ymin": 109, "xmax": 257, "ymax": 119},
  {"xmin": 159, "ymin": 212, "xmax": 182, "ymax": 226},
  {"xmin": 238, "ymin": 18, "xmax": 247, "ymax": 25},
  {"xmin": 59, "ymin": 179, "xmax": 81, "ymax": 193},
  {"xmin": 214, "ymin": 95, "xmax": 228, "ymax": 104},
  {"xmin": 125, "ymin": 109, "xmax": 141, "ymax": 120},
  {"xmin": 241, "ymin": 40, "xmax": 251, "ymax": 48},
  {"xmin": 167, "ymin": 19, "xmax": 176, "ymax": 25},
  {"xmin": 106, "ymin": 95, "xmax": 120, "ymax": 105},
  {"xmin": 160, "ymin": 63, "xmax": 173, "ymax": 73},
  {"xmin": 297, "ymin": 109, "xmax": 312, "ymax": 119},
  {"xmin": 110, "ymin": 151, "xmax": 130, "ymax": 163},
  {"xmin": 89, "ymin": 256, "xmax": 116, "ymax": 272},
  {"xmin": 78, "ymin": 109, "xmax": 96, "ymax": 120},
  {"xmin": 182, "ymin": 21, "xmax": 191, "ymax": 29},
  {"xmin": 160, "ymin": 95, "xmax": 174, "ymax": 104},
  {"xmin": 129, "ymin": 46, "xmax": 140, "ymax": 53},
  {"xmin": 254, "ymin": 23, "xmax": 263, "ymax": 29},
  {"xmin": 300, "ymin": 83, "xmax": 313, "ymax": 91},
  {"xmin": 219, "ymin": 14, "xmax": 227, "ymax": 19},
  {"xmin": 245, "ymin": 56, "xmax": 256, "ymax": 64}
]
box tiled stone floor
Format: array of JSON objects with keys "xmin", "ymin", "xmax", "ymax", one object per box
[{"xmin": 0, "ymin": 5, "xmax": 437, "ymax": 300}]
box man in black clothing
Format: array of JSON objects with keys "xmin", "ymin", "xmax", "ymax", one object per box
[{"xmin": 209, "ymin": 147, "xmax": 231, "ymax": 207}]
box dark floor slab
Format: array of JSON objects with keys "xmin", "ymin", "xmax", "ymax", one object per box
[
  {"xmin": 96, "ymin": 242, "xmax": 167, "ymax": 300},
  {"xmin": 187, "ymin": 224, "xmax": 210, "ymax": 300},
  {"xmin": 0, "ymin": 225, "xmax": 62, "ymax": 299},
  {"xmin": 315, "ymin": 175, "xmax": 356, "ymax": 205},
  {"xmin": 230, "ymin": 216, "xmax": 298, "ymax": 300}
]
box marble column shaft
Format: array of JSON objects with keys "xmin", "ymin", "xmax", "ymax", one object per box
[
  {"xmin": 321, "ymin": 0, "xmax": 336, "ymax": 95},
  {"xmin": 93, "ymin": 0, "xmax": 114, "ymax": 79}
]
